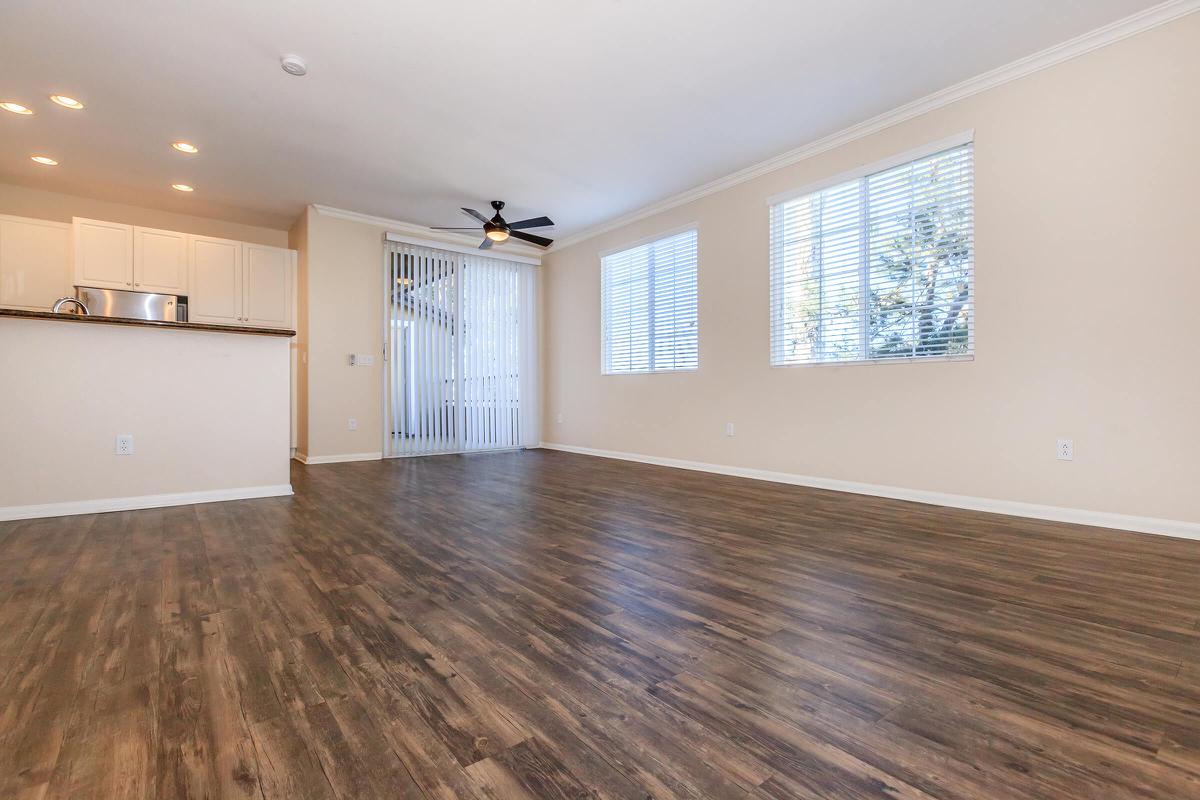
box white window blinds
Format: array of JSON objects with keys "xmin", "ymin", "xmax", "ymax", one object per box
[
  {"xmin": 770, "ymin": 141, "xmax": 974, "ymax": 365},
  {"xmin": 601, "ymin": 228, "xmax": 699, "ymax": 373}
]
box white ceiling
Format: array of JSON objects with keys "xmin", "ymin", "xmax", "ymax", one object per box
[{"xmin": 0, "ymin": 0, "xmax": 1163, "ymax": 237}]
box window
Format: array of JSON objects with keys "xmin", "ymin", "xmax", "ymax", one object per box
[
  {"xmin": 769, "ymin": 140, "xmax": 974, "ymax": 365},
  {"xmin": 602, "ymin": 228, "xmax": 699, "ymax": 373}
]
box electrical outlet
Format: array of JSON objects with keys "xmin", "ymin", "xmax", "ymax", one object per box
[
  {"xmin": 556, "ymin": 413, "xmax": 564, "ymax": 424},
  {"xmin": 725, "ymin": 422, "xmax": 735, "ymax": 437},
  {"xmin": 115, "ymin": 434, "xmax": 134, "ymax": 455},
  {"xmin": 349, "ymin": 354, "xmax": 375, "ymax": 367},
  {"xmin": 348, "ymin": 418, "xmax": 358, "ymax": 431},
  {"xmin": 1056, "ymin": 439, "xmax": 1074, "ymax": 461}
]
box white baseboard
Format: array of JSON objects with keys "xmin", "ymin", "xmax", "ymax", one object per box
[
  {"xmin": 0, "ymin": 484, "xmax": 294, "ymax": 522},
  {"xmin": 537, "ymin": 442, "xmax": 1200, "ymax": 541},
  {"xmin": 293, "ymin": 451, "xmax": 383, "ymax": 465}
]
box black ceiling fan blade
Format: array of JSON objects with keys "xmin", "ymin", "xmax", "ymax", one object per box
[
  {"xmin": 430, "ymin": 226, "xmax": 481, "ymax": 230},
  {"xmin": 508, "ymin": 230, "xmax": 553, "ymax": 247},
  {"xmin": 461, "ymin": 207, "xmax": 489, "ymax": 224},
  {"xmin": 507, "ymin": 216, "xmax": 554, "ymax": 230},
  {"xmin": 479, "ymin": 237, "xmax": 493, "ymax": 250}
]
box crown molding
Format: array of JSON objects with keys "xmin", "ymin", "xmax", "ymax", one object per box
[
  {"xmin": 549, "ymin": 0, "xmax": 1200, "ymax": 253},
  {"xmin": 383, "ymin": 232, "xmax": 541, "ymax": 265},
  {"xmin": 310, "ymin": 204, "xmax": 546, "ymax": 259}
]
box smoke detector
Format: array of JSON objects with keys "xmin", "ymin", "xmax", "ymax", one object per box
[{"xmin": 280, "ymin": 55, "xmax": 308, "ymax": 77}]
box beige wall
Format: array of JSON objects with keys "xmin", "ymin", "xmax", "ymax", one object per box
[
  {"xmin": 289, "ymin": 209, "xmax": 310, "ymax": 456},
  {"xmin": 0, "ymin": 318, "xmax": 291, "ymax": 514},
  {"xmin": 542, "ymin": 15, "xmax": 1200, "ymax": 525},
  {"xmin": 0, "ymin": 182, "xmax": 288, "ymax": 247},
  {"xmin": 303, "ymin": 210, "xmax": 387, "ymax": 458},
  {"xmin": 296, "ymin": 209, "xmax": 544, "ymax": 460}
]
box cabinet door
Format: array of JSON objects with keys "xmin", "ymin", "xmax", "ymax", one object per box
[
  {"xmin": 0, "ymin": 216, "xmax": 72, "ymax": 311},
  {"xmin": 242, "ymin": 244, "xmax": 293, "ymax": 329},
  {"xmin": 133, "ymin": 226, "xmax": 188, "ymax": 294},
  {"xmin": 74, "ymin": 218, "xmax": 133, "ymax": 290},
  {"xmin": 188, "ymin": 236, "xmax": 242, "ymax": 324}
]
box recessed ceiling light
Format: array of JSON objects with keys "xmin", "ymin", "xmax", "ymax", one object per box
[
  {"xmin": 171, "ymin": 141, "xmax": 199, "ymax": 154},
  {"xmin": 1, "ymin": 102, "xmax": 34, "ymax": 115},
  {"xmin": 280, "ymin": 55, "xmax": 308, "ymax": 76},
  {"xmin": 171, "ymin": 183, "xmax": 195, "ymax": 192},
  {"xmin": 31, "ymin": 155, "xmax": 59, "ymax": 166},
  {"xmin": 49, "ymin": 95, "xmax": 85, "ymax": 110}
]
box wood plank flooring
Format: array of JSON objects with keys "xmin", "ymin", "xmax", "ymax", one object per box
[{"xmin": 1, "ymin": 449, "xmax": 1199, "ymax": 799}]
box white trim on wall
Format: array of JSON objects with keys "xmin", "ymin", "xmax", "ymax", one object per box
[
  {"xmin": 312, "ymin": 204, "xmax": 545, "ymax": 260},
  {"xmin": 763, "ymin": 130, "xmax": 974, "ymax": 207},
  {"xmin": 383, "ymin": 232, "xmax": 541, "ymax": 266},
  {"xmin": 549, "ymin": 0, "xmax": 1200, "ymax": 252},
  {"xmin": 293, "ymin": 451, "xmax": 383, "ymax": 465},
  {"xmin": 597, "ymin": 221, "xmax": 701, "ymax": 260},
  {"xmin": 0, "ymin": 484, "xmax": 294, "ymax": 522},
  {"xmin": 537, "ymin": 443, "xmax": 1200, "ymax": 541}
]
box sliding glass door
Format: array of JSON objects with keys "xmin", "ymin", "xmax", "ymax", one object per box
[{"xmin": 384, "ymin": 239, "xmax": 539, "ymax": 457}]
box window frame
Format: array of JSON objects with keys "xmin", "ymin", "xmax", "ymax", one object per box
[
  {"xmin": 600, "ymin": 224, "xmax": 700, "ymax": 376},
  {"xmin": 766, "ymin": 131, "xmax": 975, "ymax": 369}
]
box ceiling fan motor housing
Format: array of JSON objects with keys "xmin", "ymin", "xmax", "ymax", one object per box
[{"xmin": 490, "ymin": 200, "xmax": 507, "ymax": 226}]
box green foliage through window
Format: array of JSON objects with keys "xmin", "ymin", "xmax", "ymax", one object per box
[{"xmin": 770, "ymin": 143, "xmax": 974, "ymax": 365}]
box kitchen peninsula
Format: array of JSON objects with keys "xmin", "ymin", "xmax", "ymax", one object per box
[
  {"xmin": 0, "ymin": 311, "xmax": 293, "ymax": 519},
  {"xmin": 0, "ymin": 209, "xmax": 297, "ymax": 521}
]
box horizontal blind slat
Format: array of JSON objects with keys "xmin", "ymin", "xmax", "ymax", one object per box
[
  {"xmin": 770, "ymin": 143, "xmax": 974, "ymax": 366},
  {"xmin": 602, "ymin": 229, "xmax": 699, "ymax": 373}
]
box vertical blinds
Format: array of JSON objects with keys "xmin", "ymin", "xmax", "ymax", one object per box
[
  {"xmin": 385, "ymin": 241, "xmax": 539, "ymax": 456},
  {"xmin": 769, "ymin": 142, "xmax": 974, "ymax": 365},
  {"xmin": 601, "ymin": 228, "xmax": 699, "ymax": 373}
]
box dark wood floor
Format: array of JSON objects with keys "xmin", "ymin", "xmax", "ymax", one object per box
[{"xmin": 1, "ymin": 450, "xmax": 1199, "ymax": 799}]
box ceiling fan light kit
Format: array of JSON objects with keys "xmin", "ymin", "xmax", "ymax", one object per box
[{"xmin": 432, "ymin": 200, "xmax": 555, "ymax": 250}]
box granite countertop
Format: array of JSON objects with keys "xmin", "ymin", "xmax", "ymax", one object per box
[{"xmin": 0, "ymin": 308, "xmax": 296, "ymax": 337}]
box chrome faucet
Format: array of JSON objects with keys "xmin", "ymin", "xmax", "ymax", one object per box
[{"xmin": 52, "ymin": 297, "xmax": 90, "ymax": 315}]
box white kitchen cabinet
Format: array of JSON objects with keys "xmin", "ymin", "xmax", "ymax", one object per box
[
  {"xmin": 0, "ymin": 215, "xmax": 72, "ymax": 311},
  {"xmin": 133, "ymin": 226, "xmax": 188, "ymax": 294},
  {"xmin": 75, "ymin": 220, "xmax": 188, "ymax": 295},
  {"xmin": 187, "ymin": 236, "xmax": 242, "ymax": 325},
  {"xmin": 74, "ymin": 218, "xmax": 133, "ymax": 290},
  {"xmin": 242, "ymin": 243, "xmax": 294, "ymax": 329},
  {"xmin": 65, "ymin": 217, "xmax": 293, "ymax": 331}
]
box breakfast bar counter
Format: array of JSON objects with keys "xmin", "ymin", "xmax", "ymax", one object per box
[{"xmin": 0, "ymin": 307, "xmax": 295, "ymax": 337}]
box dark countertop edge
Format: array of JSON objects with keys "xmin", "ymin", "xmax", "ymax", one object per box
[{"xmin": 0, "ymin": 308, "xmax": 295, "ymax": 337}]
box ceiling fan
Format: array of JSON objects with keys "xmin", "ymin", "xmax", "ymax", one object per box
[{"xmin": 432, "ymin": 201, "xmax": 554, "ymax": 249}]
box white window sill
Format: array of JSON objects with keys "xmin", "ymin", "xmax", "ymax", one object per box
[{"xmin": 770, "ymin": 353, "xmax": 974, "ymax": 369}]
